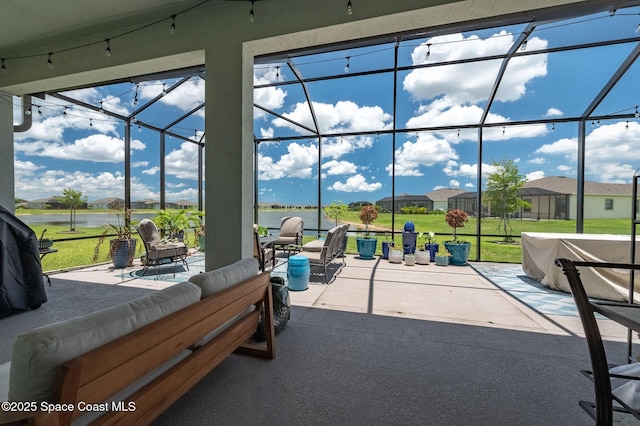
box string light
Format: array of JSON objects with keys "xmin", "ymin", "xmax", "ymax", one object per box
[
  {"xmin": 25, "ymin": 106, "xmax": 32, "ymax": 116},
  {"xmin": 99, "ymin": 101, "xmax": 103, "ymax": 112},
  {"xmin": 162, "ymin": 83, "xmax": 167, "ymax": 95},
  {"xmin": 635, "ymin": 106, "xmax": 639, "ymax": 117},
  {"xmin": 249, "ymin": 1, "xmax": 255, "ymax": 22},
  {"xmin": 63, "ymin": 106, "xmax": 67, "ymax": 116},
  {"xmin": 170, "ymin": 15, "xmax": 176, "ymax": 34},
  {"xmin": 520, "ymin": 37, "xmax": 528, "ymax": 51},
  {"xmin": 0, "ymin": 58, "xmax": 6, "ymax": 74},
  {"xmin": 425, "ymin": 43, "xmax": 431, "ymax": 61},
  {"xmin": 90, "ymin": 118, "xmax": 93, "ymax": 127},
  {"xmin": 275, "ymin": 66, "xmax": 280, "ymax": 80},
  {"xmin": 47, "ymin": 53, "xmax": 53, "ymax": 70},
  {"xmin": 551, "ymin": 123, "xmax": 555, "ymax": 132},
  {"xmin": 105, "ymin": 39, "xmax": 111, "ymax": 57},
  {"xmin": 347, "ymin": 0, "xmax": 353, "ymax": 15},
  {"xmin": 344, "ymin": 56, "xmax": 350, "ymax": 73}
]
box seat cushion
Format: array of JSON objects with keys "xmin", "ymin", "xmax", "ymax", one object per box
[
  {"xmin": 8, "ymin": 281, "xmax": 201, "ymax": 403},
  {"xmin": 188, "ymin": 258, "xmax": 259, "ymax": 298},
  {"xmin": 302, "ymin": 239, "xmax": 325, "ymax": 252}
]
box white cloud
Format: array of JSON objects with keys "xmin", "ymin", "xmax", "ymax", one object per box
[
  {"xmin": 535, "ymin": 121, "xmax": 640, "ymax": 182},
  {"xmin": 327, "ymin": 174, "xmax": 382, "ymax": 192},
  {"xmin": 139, "ymin": 78, "xmax": 205, "ymax": 113},
  {"xmin": 132, "ymin": 161, "xmax": 149, "ymax": 168},
  {"xmin": 258, "ymin": 142, "xmax": 317, "ymax": 180},
  {"xmin": 254, "ymin": 67, "xmax": 287, "ymax": 119},
  {"xmin": 322, "ymin": 160, "xmax": 358, "ymax": 175},
  {"xmin": 142, "ymin": 166, "xmax": 159, "ymax": 175},
  {"xmin": 404, "ymin": 32, "xmax": 548, "ymax": 106},
  {"xmin": 529, "ymin": 157, "xmax": 545, "ymax": 165},
  {"xmin": 386, "ymin": 133, "xmax": 458, "ymax": 176},
  {"xmin": 15, "ymin": 134, "xmax": 145, "ymax": 162},
  {"xmin": 464, "ymin": 182, "xmax": 475, "ymax": 188},
  {"xmin": 322, "ymin": 136, "xmax": 373, "ymax": 159},
  {"xmin": 260, "ymin": 127, "xmax": 275, "ymax": 138},
  {"xmin": 526, "ymin": 170, "xmax": 545, "ymax": 181},
  {"xmin": 545, "ymin": 107, "xmax": 563, "ymax": 117},
  {"xmin": 443, "ymin": 160, "xmax": 496, "ymax": 179},
  {"xmin": 273, "ymin": 100, "xmax": 392, "ymax": 135},
  {"xmin": 165, "ymin": 142, "xmax": 203, "ymax": 180},
  {"xmin": 449, "ymin": 179, "xmax": 460, "ymax": 188}
]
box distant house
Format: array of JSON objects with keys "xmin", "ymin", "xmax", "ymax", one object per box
[
  {"xmin": 25, "ymin": 197, "xmax": 62, "ymax": 210},
  {"xmin": 88, "ymin": 197, "xmax": 124, "ymax": 209},
  {"xmin": 521, "ymin": 176, "xmax": 633, "ymax": 220},
  {"xmin": 376, "ymin": 194, "xmax": 432, "ymax": 213},
  {"xmin": 425, "ymin": 188, "xmax": 469, "ymax": 212},
  {"xmin": 175, "ymin": 200, "xmax": 197, "ymax": 209}
]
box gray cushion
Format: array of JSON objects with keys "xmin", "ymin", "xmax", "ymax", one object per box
[
  {"xmin": 0, "ymin": 362, "xmax": 9, "ymax": 402},
  {"xmin": 8, "ymin": 281, "xmax": 201, "ymax": 403},
  {"xmin": 302, "ymin": 239, "xmax": 325, "ymax": 252},
  {"xmin": 188, "ymin": 258, "xmax": 259, "ymax": 298}
]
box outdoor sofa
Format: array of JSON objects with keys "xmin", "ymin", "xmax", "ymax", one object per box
[
  {"xmin": 0, "ymin": 258, "xmax": 274, "ymax": 425},
  {"xmin": 298, "ymin": 224, "xmax": 350, "ymax": 283}
]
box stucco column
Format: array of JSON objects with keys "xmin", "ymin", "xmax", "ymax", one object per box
[
  {"xmin": 204, "ymin": 42, "xmax": 254, "ymax": 270},
  {"xmin": 0, "ymin": 93, "xmax": 14, "ymax": 212}
]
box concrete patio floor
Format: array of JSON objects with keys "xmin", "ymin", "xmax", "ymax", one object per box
[
  {"xmin": 43, "ymin": 252, "xmax": 630, "ymax": 344},
  {"xmin": 3, "ymin": 253, "xmax": 638, "ymax": 424}
]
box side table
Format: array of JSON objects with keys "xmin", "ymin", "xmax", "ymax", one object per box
[{"xmin": 39, "ymin": 247, "xmax": 58, "ymax": 286}]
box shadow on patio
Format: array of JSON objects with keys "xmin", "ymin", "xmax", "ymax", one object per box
[{"xmin": 1, "ymin": 255, "xmax": 634, "ymax": 424}]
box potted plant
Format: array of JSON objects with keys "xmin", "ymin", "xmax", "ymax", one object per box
[
  {"xmin": 356, "ymin": 205, "xmax": 378, "ymax": 259},
  {"xmin": 443, "ymin": 209, "xmax": 471, "ymax": 265},
  {"xmin": 154, "ymin": 208, "xmax": 204, "ymax": 247},
  {"xmin": 414, "ymin": 233, "xmax": 430, "ymax": 264},
  {"xmin": 93, "ymin": 200, "xmax": 137, "ymax": 268},
  {"xmin": 404, "ymin": 252, "xmax": 416, "ymax": 266},
  {"xmin": 388, "ymin": 244, "xmax": 404, "ymax": 263},
  {"xmin": 425, "ymin": 231, "xmax": 439, "ymax": 262},
  {"xmin": 381, "ymin": 232, "xmax": 394, "ymax": 259},
  {"xmin": 434, "ymin": 244, "xmax": 451, "ymax": 266}
]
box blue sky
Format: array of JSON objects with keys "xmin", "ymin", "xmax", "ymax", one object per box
[{"xmin": 12, "ymin": 6, "xmax": 640, "ymax": 206}]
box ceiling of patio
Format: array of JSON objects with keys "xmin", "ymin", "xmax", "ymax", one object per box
[{"xmin": 0, "ymin": 0, "xmax": 235, "ymax": 54}]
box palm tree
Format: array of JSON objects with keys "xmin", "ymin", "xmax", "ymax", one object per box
[{"xmin": 55, "ymin": 188, "xmax": 87, "ymax": 232}]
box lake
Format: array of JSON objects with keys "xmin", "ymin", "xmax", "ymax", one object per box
[{"xmin": 17, "ymin": 210, "xmax": 337, "ymax": 235}]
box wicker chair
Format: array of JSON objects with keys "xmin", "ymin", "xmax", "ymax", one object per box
[{"xmin": 137, "ymin": 218, "xmax": 189, "ymax": 277}]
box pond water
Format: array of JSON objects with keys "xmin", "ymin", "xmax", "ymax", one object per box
[
  {"xmin": 17, "ymin": 210, "xmax": 336, "ymax": 235},
  {"xmin": 17, "ymin": 212, "xmax": 156, "ymax": 228}
]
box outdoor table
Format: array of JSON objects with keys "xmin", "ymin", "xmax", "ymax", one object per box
[
  {"xmin": 39, "ymin": 247, "xmax": 58, "ymax": 286},
  {"xmin": 521, "ymin": 232, "xmax": 640, "ymax": 301}
]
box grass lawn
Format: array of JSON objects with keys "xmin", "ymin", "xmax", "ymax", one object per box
[{"xmin": 18, "ymin": 210, "xmax": 634, "ymax": 271}]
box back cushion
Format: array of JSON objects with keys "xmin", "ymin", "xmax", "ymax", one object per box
[
  {"xmin": 8, "ymin": 281, "xmax": 201, "ymax": 402},
  {"xmin": 188, "ymin": 258, "xmax": 259, "ymax": 298}
]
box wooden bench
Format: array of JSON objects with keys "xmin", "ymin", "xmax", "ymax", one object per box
[{"xmin": 0, "ymin": 259, "xmax": 274, "ymax": 426}]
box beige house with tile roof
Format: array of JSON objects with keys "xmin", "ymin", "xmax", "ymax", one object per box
[
  {"xmin": 425, "ymin": 188, "xmax": 469, "ymax": 212},
  {"xmin": 521, "ymin": 176, "xmax": 633, "ymax": 220}
]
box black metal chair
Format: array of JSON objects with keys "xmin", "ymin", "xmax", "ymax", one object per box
[
  {"xmin": 555, "ymin": 258, "xmax": 640, "ymax": 425},
  {"xmin": 138, "ymin": 219, "xmax": 189, "ymax": 277}
]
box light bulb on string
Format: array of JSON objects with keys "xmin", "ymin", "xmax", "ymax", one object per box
[
  {"xmin": 347, "ymin": 0, "xmax": 353, "ymax": 15},
  {"xmin": 105, "ymin": 39, "xmax": 111, "ymax": 57},
  {"xmin": 344, "ymin": 56, "xmax": 350, "ymax": 73},
  {"xmin": 520, "ymin": 38, "xmax": 528, "ymax": 51},
  {"xmin": 138, "ymin": 124, "xmax": 142, "ymax": 133},
  {"xmin": 47, "ymin": 53, "xmax": 53, "ymax": 70},
  {"xmin": 635, "ymin": 106, "xmax": 639, "ymax": 118},
  {"xmin": 425, "ymin": 44, "xmax": 431, "ymax": 61},
  {"xmin": 162, "ymin": 83, "xmax": 167, "ymax": 96},
  {"xmin": 551, "ymin": 123, "xmax": 555, "ymax": 132},
  {"xmin": 63, "ymin": 107, "xmax": 67, "ymax": 116},
  {"xmin": 170, "ymin": 15, "xmax": 176, "ymax": 34},
  {"xmin": 25, "ymin": 106, "xmax": 32, "ymax": 116},
  {"xmin": 99, "ymin": 101, "xmax": 103, "ymax": 112},
  {"xmin": 90, "ymin": 118, "xmax": 93, "ymax": 127},
  {"xmin": 0, "ymin": 58, "xmax": 6, "ymax": 74},
  {"xmin": 249, "ymin": 1, "xmax": 255, "ymax": 22},
  {"xmin": 275, "ymin": 66, "xmax": 280, "ymax": 80}
]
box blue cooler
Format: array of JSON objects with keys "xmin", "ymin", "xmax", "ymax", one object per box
[{"xmin": 287, "ymin": 255, "xmax": 310, "ymax": 291}]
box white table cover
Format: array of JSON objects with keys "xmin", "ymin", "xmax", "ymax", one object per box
[{"xmin": 521, "ymin": 232, "xmax": 640, "ymax": 302}]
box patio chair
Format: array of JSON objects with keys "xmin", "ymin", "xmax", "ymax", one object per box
[
  {"xmin": 274, "ymin": 216, "xmax": 304, "ymax": 252},
  {"xmin": 299, "ymin": 224, "xmax": 349, "ymax": 284},
  {"xmin": 254, "ymin": 231, "xmax": 276, "ymax": 272},
  {"xmin": 137, "ymin": 218, "xmax": 189, "ymax": 277},
  {"xmin": 555, "ymin": 258, "xmax": 640, "ymax": 425}
]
